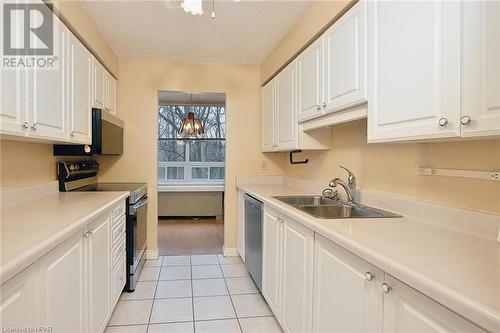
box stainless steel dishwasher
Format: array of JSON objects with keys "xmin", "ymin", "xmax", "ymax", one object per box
[{"xmin": 244, "ymin": 194, "xmax": 263, "ymax": 291}]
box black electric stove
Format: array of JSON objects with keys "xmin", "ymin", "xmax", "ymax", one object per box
[{"xmin": 57, "ymin": 160, "xmax": 147, "ymax": 292}]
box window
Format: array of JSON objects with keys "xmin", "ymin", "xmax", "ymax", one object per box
[{"xmin": 158, "ymin": 104, "xmax": 225, "ymax": 185}]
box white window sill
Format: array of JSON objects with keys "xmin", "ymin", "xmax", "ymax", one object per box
[{"xmin": 158, "ymin": 184, "xmax": 225, "ymax": 192}]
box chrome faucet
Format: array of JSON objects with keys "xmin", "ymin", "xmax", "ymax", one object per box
[{"xmin": 329, "ymin": 166, "xmax": 357, "ymax": 203}]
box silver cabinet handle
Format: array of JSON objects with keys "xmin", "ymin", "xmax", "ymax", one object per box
[
  {"xmin": 460, "ymin": 115, "xmax": 471, "ymax": 125},
  {"xmin": 89, "ymin": 229, "xmax": 94, "ymax": 236},
  {"xmin": 83, "ymin": 231, "xmax": 91, "ymax": 239},
  {"xmin": 23, "ymin": 121, "xmax": 29, "ymax": 129},
  {"xmin": 316, "ymin": 104, "xmax": 321, "ymax": 110},
  {"xmin": 382, "ymin": 283, "xmax": 391, "ymax": 294},
  {"xmin": 365, "ymin": 272, "xmax": 374, "ymax": 281},
  {"xmin": 31, "ymin": 122, "xmax": 37, "ymax": 131},
  {"xmin": 322, "ymin": 102, "xmax": 327, "ymax": 109},
  {"xmin": 438, "ymin": 117, "xmax": 448, "ymax": 127}
]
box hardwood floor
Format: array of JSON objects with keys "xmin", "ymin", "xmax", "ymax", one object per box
[{"xmin": 158, "ymin": 218, "xmax": 224, "ymax": 255}]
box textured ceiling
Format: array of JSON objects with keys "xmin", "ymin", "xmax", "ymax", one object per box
[{"xmin": 80, "ymin": 0, "xmax": 311, "ymax": 64}]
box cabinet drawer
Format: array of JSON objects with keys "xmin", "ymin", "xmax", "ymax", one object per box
[
  {"xmin": 112, "ymin": 202, "xmax": 125, "ymax": 222},
  {"xmin": 111, "ymin": 235, "xmax": 126, "ymax": 269},
  {"xmin": 111, "ymin": 216, "xmax": 126, "ymax": 247},
  {"xmin": 111, "ymin": 256, "xmax": 126, "ymax": 306}
]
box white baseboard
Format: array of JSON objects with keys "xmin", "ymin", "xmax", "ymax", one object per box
[
  {"xmin": 222, "ymin": 246, "xmax": 239, "ymax": 257},
  {"xmin": 145, "ymin": 248, "xmax": 159, "ymax": 260}
]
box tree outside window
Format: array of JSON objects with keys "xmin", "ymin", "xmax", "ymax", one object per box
[{"xmin": 158, "ymin": 104, "xmax": 225, "ymax": 185}]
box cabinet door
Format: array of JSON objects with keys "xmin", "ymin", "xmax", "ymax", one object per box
[
  {"xmin": 88, "ymin": 214, "xmax": 111, "ymax": 333},
  {"xmin": 383, "ymin": 274, "xmax": 486, "ymax": 333},
  {"xmin": 324, "ymin": 0, "xmax": 367, "ymax": 114},
  {"xmin": 313, "ymin": 234, "xmax": 383, "ymax": 333},
  {"xmin": 262, "ymin": 79, "xmax": 276, "ymax": 152},
  {"xmin": 0, "ymin": 265, "xmax": 38, "ymax": 327},
  {"xmin": 68, "ymin": 33, "xmax": 92, "ymax": 144},
  {"xmin": 276, "ymin": 62, "xmax": 297, "ymax": 150},
  {"xmin": 367, "ymin": 1, "xmax": 461, "ymax": 142},
  {"xmin": 38, "ymin": 231, "xmax": 86, "ymax": 333},
  {"xmin": 262, "ymin": 208, "xmax": 282, "ymax": 317},
  {"xmin": 281, "ymin": 218, "xmax": 314, "ymax": 333},
  {"xmin": 29, "ymin": 18, "xmax": 67, "ymax": 141},
  {"xmin": 0, "ymin": 66, "xmax": 27, "ymax": 136},
  {"xmin": 106, "ymin": 75, "xmax": 117, "ymax": 114},
  {"xmin": 297, "ymin": 39, "xmax": 323, "ymax": 122},
  {"xmin": 461, "ymin": 1, "xmax": 500, "ymax": 138},
  {"xmin": 92, "ymin": 57, "xmax": 105, "ymax": 108}
]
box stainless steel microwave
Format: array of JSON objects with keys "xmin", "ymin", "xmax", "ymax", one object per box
[{"xmin": 53, "ymin": 108, "xmax": 124, "ymax": 156}]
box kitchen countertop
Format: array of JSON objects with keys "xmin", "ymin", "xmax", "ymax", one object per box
[
  {"xmin": 0, "ymin": 190, "xmax": 129, "ymax": 284},
  {"xmin": 237, "ymin": 182, "xmax": 500, "ymax": 332}
]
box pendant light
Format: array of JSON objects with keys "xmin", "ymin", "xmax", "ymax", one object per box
[
  {"xmin": 181, "ymin": 0, "xmax": 203, "ymax": 15},
  {"xmin": 178, "ymin": 94, "xmax": 204, "ymax": 138}
]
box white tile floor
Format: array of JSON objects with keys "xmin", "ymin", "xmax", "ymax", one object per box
[{"xmin": 106, "ymin": 254, "xmax": 282, "ymax": 333}]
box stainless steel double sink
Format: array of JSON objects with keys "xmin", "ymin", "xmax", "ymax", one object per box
[{"xmin": 273, "ymin": 196, "xmax": 402, "ymax": 219}]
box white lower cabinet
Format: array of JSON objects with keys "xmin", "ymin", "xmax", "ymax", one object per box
[
  {"xmin": 313, "ymin": 234, "xmax": 383, "ymax": 333},
  {"xmin": 0, "ymin": 264, "xmax": 38, "ymax": 328},
  {"xmin": 260, "ymin": 203, "xmax": 487, "ymax": 333},
  {"xmin": 262, "ymin": 208, "xmax": 282, "ymax": 315},
  {"xmin": 0, "ymin": 200, "xmax": 125, "ymax": 333},
  {"xmin": 38, "ymin": 231, "xmax": 86, "ymax": 332},
  {"xmin": 262, "ymin": 207, "xmax": 314, "ymax": 333},
  {"xmin": 382, "ymin": 274, "xmax": 485, "ymax": 333},
  {"xmin": 281, "ymin": 218, "xmax": 314, "ymax": 333},
  {"xmin": 88, "ymin": 214, "xmax": 111, "ymax": 333}
]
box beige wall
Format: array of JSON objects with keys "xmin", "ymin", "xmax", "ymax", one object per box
[
  {"xmin": 49, "ymin": 0, "xmax": 119, "ymax": 76},
  {"xmin": 97, "ymin": 59, "xmax": 286, "ymax": 253},
  {"xmin": 260, "ymin": 0, "xmax": 352, "ymax": 85},
  {"xmin": 283, "ymin": 120, "xmax": 500, "ymax": 214},
  {"xmin": 0, "ymin": 140, "xmax": 60, "ymax": 189}
]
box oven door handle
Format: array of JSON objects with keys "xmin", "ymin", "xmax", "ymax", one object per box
[{"xmin": 132, "ymin": 196, "xmax": 149, "ymax": 210}]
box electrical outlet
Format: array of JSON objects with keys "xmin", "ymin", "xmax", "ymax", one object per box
[{"xmin": 261, "ymin": 160, "xmax": 268, "ymax": 171}]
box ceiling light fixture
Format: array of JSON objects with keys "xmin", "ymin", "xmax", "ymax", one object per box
[
  {"xmin": 178, "ymin": 94, "xmax": 204, "ymax": 138},
  {"xmin": 180, "ymin": 0, "xmax": 203, "ymax": 15}
]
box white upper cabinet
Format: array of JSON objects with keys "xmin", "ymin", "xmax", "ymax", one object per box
[
  {"xmin": 313, "ymin": 234, "xmax": 383, "ymax": 333},
  {"xmin": 106, "ymin": 74, "xmax": 117, "ymax": 114},
  {"xmin": 324, "ymin": 0, "xmax": 367, "ymax": 114},
  {"xmin": 276, "ymin": 63, "xmax": 297, "ymax": 149},
  {"xmin": 262, "ymin": 78, "xmax": 276, "ymax": 152},
  {"xmin": 92, "ymin": 58, "xmax": 106, "ymax": 109},
  {"xmin": 461, "ymin": 0, "xmax": 500, "ymax": 138},
  {"xmin": 367, "ymin": 1, "xmax": 462, "ymax": 142},
  {"xmin": 28, "ymin": 18, "xmax": 67, "ymax": 141},
  {"xmin": 383, "ymin": 274, "xmax": 486, "ymax": 333},
  {"xmin": 68, "ymin": 33, "xmax": 92, "ymax": 144},
  {"xmin": 297, "ymin": 39, "xmax": 323, "ymax": 122}
]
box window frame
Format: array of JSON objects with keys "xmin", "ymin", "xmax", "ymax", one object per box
[{"xmin": 157, "ymin": 104, "xmax": 226, "ymax": 186}]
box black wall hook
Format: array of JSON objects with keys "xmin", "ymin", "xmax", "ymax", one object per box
[{"xmin": 289, "ymin": 150, "xmax": 309, "ymax": 164}]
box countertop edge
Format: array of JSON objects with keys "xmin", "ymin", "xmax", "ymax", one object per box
[
  {"xmin": 237, "ymin": 184, "xmax": 499, "ymax": 332},
  {"xmin": 0, "ymin": 191, "xmax": 129, "ymax": 285}
]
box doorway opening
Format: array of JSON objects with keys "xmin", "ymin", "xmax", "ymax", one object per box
[{"xmin": 157, "ymin": 91, "xmax": 226, "ymax": 255}]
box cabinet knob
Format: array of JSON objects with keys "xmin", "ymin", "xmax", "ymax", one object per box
[
  {"xmin": 83, "ymin": 231, "xmax": 90, "ymax": 239},
  {"xmin": 438, "ymin": 117, "xmax": 448, "ymax": 127},
  {"xmin": 70, "ymin": 131, "xmax": 75, "ymax": 137},
  {"xmin": 322, "ymin": 102, "xmax": 327, "ymax": 109},
  {"xmin": 365, "ymin": 272, "xmax": 374, "ymax": 281},
  {"xmin": 316, "ymin": 104, "xmax": 321, "ymax": 111},
  {"xmin": 460, "ymin": 115, "xmax": 471, "ymax": 125},
  {"xmin": 382, "ymin": 283, "xmax": 391, "ymax": 294},
  {"xmin": 23, "ymin": 121, "xmax": 29, "ymax": 129},
  {"xmin": 31, "ymin": 122, "xmax": 37, "ymax": 131}
]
